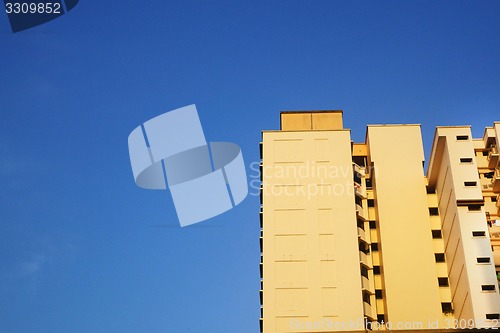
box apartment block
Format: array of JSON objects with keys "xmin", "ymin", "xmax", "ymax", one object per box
[{"xmin": 259, "ymin": 112, "xmax": 500, "ymax": 333}]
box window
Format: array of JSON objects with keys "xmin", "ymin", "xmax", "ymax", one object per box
[
  {"xmin": 375, "ymin": 289, "xmax": 383, "ymax": 299},
  {"xmin": 357, "ymin": 218, "xmax": 365, "ymax": 230},
  {"xmin": 438, "ymin": 277, "xmax": 449, "ymax": 287},
  {"xmin": 363, "ymin": 292, "xmax": 371, "ymax": 305},
  {"xmin": 359, "ymin": 243, "xmax": 370, "ymax": 254},
  {"xmin": 432, "ymin": 230, "xmax": 442, "ymax": 239},
  {"xmin": 464, "ymin": 181, "xmax": 477, "ymax": 187},
  {"xmin": 426, "ymin": 187, "xmax": 436, "ymax": 194},
  {"xmin": 493, "ymin": 196, "xmax": 498, "ymax": 203},
  {"xmin": 366, "ymin": 178, "xmax": 373, "ymax": 188},
  {"xmin": 371, "ymin": 243, "xmax": 379, "ymax": 251},
  {"xmin": 456, "ymin": 135, "xmax": 469, "ymax": 141},
  {"xmin": 482, "ymin": 285, "xmax": 496, "ymax": 292},
  {"xmin": 485, "ymin": 172, "xmax": 494, "ymax": 179},
  {"xmin": 441, "ymin": 302, "xmax": 453, "ymax": 313},
  {"xmin": 472, "ymin": 231, "xmax": 486, "ymax": 237},
  {"xmin": 468, "ymin": 205, "xmax": 481, "ymax": 211},
  {"xmin": 368, "ymin": 199, "xmax": 375, "ymax": 207},
  {"xmin": 373, "ymin": 266, "xmax": 381, "ymax": 275},
  {"xmin": 354, "ymin": 172, "xmax": 362, "ymax": 184},
  {"xmin": 377, "ymin": 315, "xmax": 385, "ymax": 323},
  {"xmin": 369, "ymin": 221, "xmax": 377, "ymax": 229},
  {"xmin": 483, "ymin": 151, "xmax": 489, "ymax": 156},
  {"xmin": 429, "ymin": 207, "xmax": 439, "ymax": 216},
  {"xmin": 486, "ymin": 314, "xmax": 500, "ymax": 320},
  {"xmin": 477, "ymin": 257, "xmax": 491, "ymax": 264},
  {"xmin": 435, "ymin": 253, "xmax": 446, "ymax": 262},
  {"xmin": 460, "ymin": 157, "xmax": 473, "ymax": 163},
  {"xmin": 361, "ymin": 266, "xmax": 369, "ymax": 278}
]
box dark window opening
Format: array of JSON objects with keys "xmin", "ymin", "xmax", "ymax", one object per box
[
  {"xmin": 492, "ymin": 196, "xmax": 498, "ymax": 203},
  {"xmin": 464, "ymin": 181, "xmax": 477, "ymax": 187},
  {"xmin": 441, "ymin": 302, "xmax": 453, "ymax": 313},
  {"xmin": 438, "ymin": 277, "xmax": 449, "ymax": 287},
  {"xmin": 373, "ymin": 266, "xmax": 381, "ymax": 275},
  {"xmin": 371, "ymin": 243, "xmax": 379, "ymax": 251},
  {"xmin": 357, "ymin": 218, "xmax": 365, "ymax": 230},
  {"xmin": 483, "ymin": 151, "xmax": 489, "ymax": 156},
  {"xmin": 485, "ymin": 172, "xmax": 494, "ymax": 179},
  {"xmin": 472, "ymin": 231, "xmax": 486, "ymax": 237},
  {"xmin": 435, "ymin": 253, "xmax": 446, "ymax": 262},
  {"xmin": 361, "ymin": 266, "xmax": 369, "ymax": 278},
  {"xmin": 460, "ymin": 157, "xmax": 473, "ymax": 163},
  {"xmin": 359, "ymin": 243, "xmax": 370, "ymax": 254},
  {"xmin": 368, "ymin": 199, "xmax": 375, "ymax": 207},
  {"xmin": 486, "ymin": 314, "xmax": 500, "ymax": 320},
  {"xmin": 375, "ymin": 289, "xmax": 383, "ymax": 299},
  {"xmin": 260, "ymin": 263, "xmax": 263, "ymax": 277},
  {"xmin": 377, "ymin": 315, "xmax": 385, "ymax": 323},
  {"xmin": 259, "ymin": 212, "xmax": 263, "ymax": 229},
  {"xmin": 468, "ymin": 205, "xmax": 481, "ymax": 211},
  {"xmin": 427, "ymin": 187, "xmax": 436, "ymax": 194},
  {"xmin": 432, "ymin": 230, "xmax": 442, "ymax": 239},
  {"xmin": 354, "ymin": 173, "xmax": 362, "ymax": 184},
  {"xmin": 363, "ymin": 292, "xmax": 371, "ymax": 305},
  {"xmin": 369, "ymin": 221, "xmax": 377, "ymax": 229},
  {"xmin": 259, "ymin": 290, "xmax": 263, "ymax": 305},
  {"xmin": 456, "ymin": 135, "xmax": 469, "ymax": 141},
  {"xmin": 355, "ymin": 196, "xmax": 363, "ymax": 206},
  {"xmin": 366, "ymin": 178, "xmax": 373, "ymax": 188},
  {"xmin": 429, "ymin": 207, "xmax": 439, "ymax": 216},
  {"xmin": 482, "ymin": 285, "xmax": 496, "ymax": 292},
  {"xmin": 477, "ymin": 257, "xmax": 491, "ymax": 264}
]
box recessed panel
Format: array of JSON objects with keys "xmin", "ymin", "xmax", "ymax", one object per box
[
  {"xmin": 274, "ymin": 140, "xmax": 304, "ymax": 162},
  {"xmin": 322, "ymin": 288, "xmax": 338, "ymax": 316},
  {"xmin": 276, "ymin": 288, "xmax": 309, "ymax": 316},
  {"xmin": 275, "ymin": 235, "xmax": 307, "ymax": 261},
  {"xmin": 319, "ymin": 234, "xmax": 335, "ymax": 260},
  {"xmin": 275, "ymin": 209, "xmax": 306, "ymax": 234},
  {"xmin": 276, "ymin": 262, "xmax": 308, "ymax": 286},
  {"xmin": 318, "ymin": 209, "xmax": 334, "ymax": 234}
]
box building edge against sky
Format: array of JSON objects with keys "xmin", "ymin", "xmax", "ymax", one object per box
[{"xmin": 259, "ymin": 111, "xmax": 500, "ymax": 332}]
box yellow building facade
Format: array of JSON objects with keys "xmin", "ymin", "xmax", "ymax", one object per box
[{"xmin": 260, "ymin": 112, "xmax": 500, "ymax": 332}]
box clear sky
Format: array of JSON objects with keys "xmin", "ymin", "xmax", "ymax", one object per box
[{"xmin": 0, "ymin": 1, "xmax": 499, "ymax": 332}]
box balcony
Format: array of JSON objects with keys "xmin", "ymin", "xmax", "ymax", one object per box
[
  {"xmin": 353, "ymin": 163, "xmax": 365, "ymax": 176},
  {"xmin": 493, "ymin": 166, "xmax": 500, "ymax": 192},
  {"xmin": 497, "ymin": 194, "xmax": 500, "ymax": 215},
  {"xmin": 363, "ymin": 301, "xmax": 375, "ymax": 321},
  {"xmin": 355, "ymin": 182, "xmax": 367, "ymax": 198},
  {"xmin": 488, "ymin": 145, "xmax": 499, "ymax": 169},
  {"xmin": 361, "ymin": 276, "xmax": 373, "ymax": 294},
  {"xmin": 356, "ymin": 204, "xmax": 368, "ymax": 221},
  {"xmin": 358, "ymin": 226, "xmax": 367, "ymax": 243},
  {"xmin": 359, "ymin": 251, "xmax": 371, "ymax": 267}
]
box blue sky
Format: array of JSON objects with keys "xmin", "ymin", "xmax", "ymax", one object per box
[{"xmin": 0, "ymin": 1, "xmax": 499, "ymax": 332}]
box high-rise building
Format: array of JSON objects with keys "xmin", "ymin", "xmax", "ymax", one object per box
[{"xmin": 259, "ymin": 111, "xmax": 500, "ymax": 332}]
